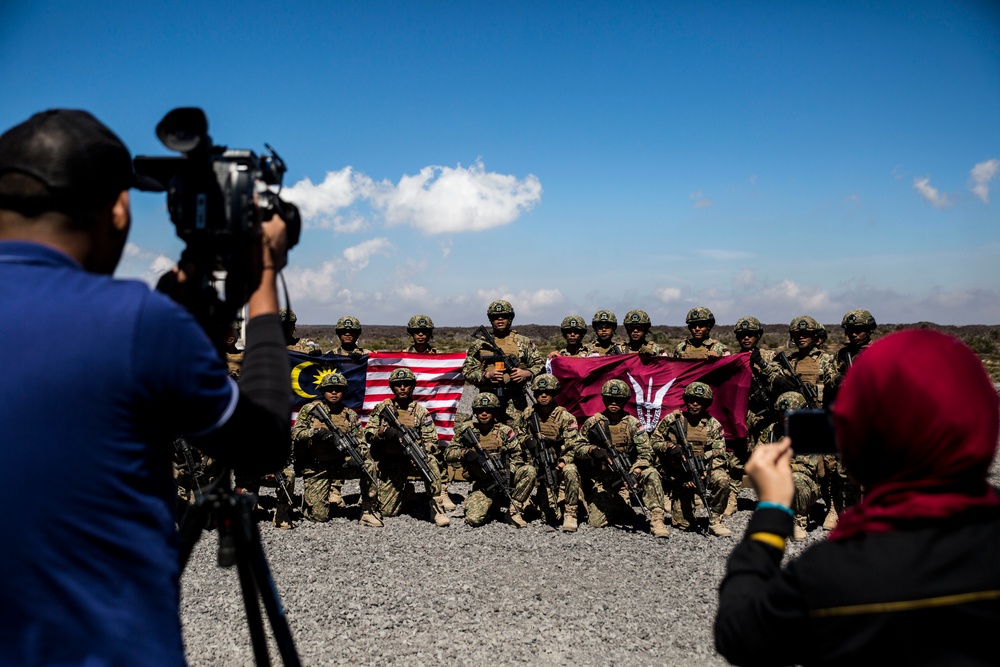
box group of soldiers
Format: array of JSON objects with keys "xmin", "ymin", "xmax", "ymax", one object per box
[{"xmin": 181, "ymin": 300, "xmax": 878, "ymax": 541}]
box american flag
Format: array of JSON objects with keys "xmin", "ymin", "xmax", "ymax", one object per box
[{"xmin": 360, "ymin": 351, "xmax": 467, "ymax": 442}]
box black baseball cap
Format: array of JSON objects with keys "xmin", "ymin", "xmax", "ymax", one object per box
[{"xmin": 0, "ymin": 109, "xmax": 157, "ymax": 215}]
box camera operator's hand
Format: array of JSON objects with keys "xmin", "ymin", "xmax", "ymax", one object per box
[
  {"xmin": 745, "ymin": 437, "xmax": 795, "ymax": 507},
  {"xmin": 260, "ymin": 211, "xmax": 288, "ymax": 273}
]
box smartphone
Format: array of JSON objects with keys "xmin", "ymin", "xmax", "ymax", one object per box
[{"xmin": 784, "ymin": 409, "xmax": 838, "ymax": 455}]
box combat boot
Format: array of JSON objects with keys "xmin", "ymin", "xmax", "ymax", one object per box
[
  {"xmin": 793, "ymin": 514, "xmax": 808, "ymax": 541},
  {"xmin": 649, "ymin": 507, "xmax": 669, "ymax": 539},
  {"xmin": 431, "ymin": 500, "xmax": 450, "ymax": 527},
  {"xmin": 822, "ymin": 504, "xmax": 839, "ymax": 531},
  {"xmin": 438, "ymin": 492, "xmax": 457, "ymax": 512},
  {"xmin": 503, "ymin": 504, "xmax": 528, "ymax": 528},
  {"xmin": 359, "ymin": 497, "xmax": 384, "ymax": 527},
  {"xmin": 273, "ymin": 506, "xmax": 294, "ymax": 530},
  {"xmin": 723, "ymin": 490, "xmax": 738, "ymax": 517},
  {"xmin": 562, "ymin": 505, "xmax": 578, "ymax": 533},
  {"xmin": 708, "ymin": 514, "xmax": 732, "ymax": 537},
  {"xmin": 328, "ymin": 486, "xmax": 347, "ymax": 509}
]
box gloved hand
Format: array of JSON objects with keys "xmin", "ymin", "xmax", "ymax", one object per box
[
  {"xmin": 590, "ymin": 446, "xmax": 611, "ymax": 462},
  {"xmin": 382, "ymin": 426, "xmax": 401, "ymax": 441}
]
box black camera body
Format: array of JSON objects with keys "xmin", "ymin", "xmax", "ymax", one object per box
[{"xmin": 134, "ymin": 108, "xmax": 300, "ymax": 341}]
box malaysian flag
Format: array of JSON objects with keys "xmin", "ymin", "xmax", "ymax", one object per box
[{"xmin": 361, "ymin": 351, "xmax": 467, "ymax": 442}]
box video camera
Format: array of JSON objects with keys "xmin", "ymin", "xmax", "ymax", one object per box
[{"xmin": 134, "ymin": 107, "xmax": 301, "ymax": 342}]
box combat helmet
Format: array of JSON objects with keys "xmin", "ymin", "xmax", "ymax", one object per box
[
  {"xmin": 279, "ymin": 307, "xmax": 297, "ymax": 324},
  {"xmin": 686, "ymin": 307, "xmax": 716, "ymax": 328},
  {"xmin": 592, "ymin": 310, "xmax": 618, "ymax": 327},
  {"xmin": 601, "ymin": 379, "xmax": 631, "ymax": 399},
  {"xmin": 487, "ymin": 300, "xmax": 515, "ymax": 318},
  {"xmin": 407, "ymin": 314, "xmax": 435, "ymax": 332},
  {"xmin": 532, "ymin": 374, "xmax": 560, "ymax": 393},
  {"xmin": 560, "ymin": 315, "xmax": 588, "ymax": 332},
  {"xmin": 472, "ymin": 393, "xmax": 500, "ymax": 410},
  {"xmin": 318, "ymin": 371, "xmax": 348, "ymax": 390},
  {"xmin": 623, "ymin": 310, "xmax": 651, "ymax": 327},
  {"xmin": 774, "ymin": 391, "xmax": 807, "ymax": 411},
  {"xmin": 388, "ymin": 368, "xmax": 416, "ymax": 384},
  {"xmin": 733, "ymin": 316, "xmax": 763, "ymax": 335},
  {"xmin": 336, "ymin": 315, "xmax": 362, "ymax": 332},
  {"xmin": 683, "ymin": 381, "xmax": 713, "ymax": 402},
  {"xmin": 841, "ymin": 309, "xmax": 876, "ymax": 331},
  {"xmin": 788, "ymin": 315, "xmax": 821, "ymax": 334}
]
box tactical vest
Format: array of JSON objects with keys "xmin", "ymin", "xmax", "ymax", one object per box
[
  {"xmin": 593, "ymin": 340, "xmax": 621, "ymax": 356},
  {"xmin": 609, "ymin": 420, "xmax": 629, "ymax": 453},
  {"xmin": 394, "ymin": 404, "xmax": 417, "ymax": 430},
  {"xmin": 679, "ymin": 339, "xmax": 714, "ymax": 359},
  {"xmin": 535, "ymin": 410, "xmax": 561, "ymax": 441},
  {"xmin": 684, "ymin": 417, "xmax": 708, "ymax": 458},
  {"xmin": 477, "ymin": 425, "xmax": 503, "ymax": 455},
  {"xmin": 793, "ymin": 352, "xmax": 824, "ymax": 404},
  {"xmin": 325, "ymin": 408, "xmax": 350, "ymax": 432}
]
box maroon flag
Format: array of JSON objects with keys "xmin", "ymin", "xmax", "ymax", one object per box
[{"xmin": 549, "ymin": 353, "xmax": 752, "ymax": 438}]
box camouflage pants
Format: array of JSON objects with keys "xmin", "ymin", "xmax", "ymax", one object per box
[
  {"xmin": 301, "ymin": 458, "xmax": 378, "ymax": 523},
  {"xmin": 526, "ymin": 463, "xmax": 582, "ymax": 519},
  {"xmin": 174, "ymin": 449, "xmax": 221, "ymax": 508},
  {"xmin": 586, "ymin": 467, "xmax": 665, "ymax": 528},
  {"xmin": 821, "ymin": 455, "xmax": 861, "ymax": 511},
  {"xmin": 792, "ymin": 471, "xmax": 821, "ymax": 517},
  {"xmin": 669, "ymin": 468, "xmax": 730, "ymax": 529},
  {"xmin": 463, "ymin": 465, "xmax": 533, "ymax": 526},
  {"xmin": 375, "ymin": 456, "xmax": 444, "ymax": 517}
]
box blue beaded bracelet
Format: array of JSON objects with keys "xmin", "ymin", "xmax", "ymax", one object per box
[{"xmin": 756, "ymin": 501, "xmax": 795, "ymax": 517}]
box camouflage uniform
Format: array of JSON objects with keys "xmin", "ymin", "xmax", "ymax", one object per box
[
  {"xmin": 364, "ymin": 387, "xmax": 448, "ymax": 525},
  {"xmin": 577, "ymin": 410, "xmax": 667, "ymax": 534},
  {"xmin": 330, "ymin": 315, "xmax": 369, "ymax": 357},
  {"xmin": 673, "ymin": 307, "xmax": 728, "ymax": 359},
  {"xmin": 462, "ymin": 301, "xmax": 544, "ymax": 420},
  {"xmin": 514, "ymin": 378, "xmax": 584, "ymax": 530},
  {"xmin": 447, "ymin": 397, "xmax": 529, "ymax": 527},
  {"xmin": 621, "ymin": 309, "xmax": 663, "ymax": 356},
  {"xmin": 291, "ymin": 394, "xmax": 380, "ymax": 524},
  {"xmin": 589, "ymin": 310, "xmax": 625, "ymax": 356},
  {"xmin": 651, "ymin": 383, "xmax": 731, "ymax": 535},
  {"xmin": 553, "ymin": 314, "xmax": 594, "ymax": 357}
]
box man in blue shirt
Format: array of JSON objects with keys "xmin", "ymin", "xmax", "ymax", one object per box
[{"xmin": 0, "ymin": 109, "xmax": 291, "ymax": 665}]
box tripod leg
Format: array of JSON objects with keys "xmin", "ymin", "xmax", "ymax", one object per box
[{"xmin": 234, "ymin": 549, "xmax": 273, "ymax": 667}]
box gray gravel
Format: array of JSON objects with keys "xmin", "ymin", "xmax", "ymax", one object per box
[{"xmin": 181, "ymin": 428, "xmax": 1000, "ymax": 667}]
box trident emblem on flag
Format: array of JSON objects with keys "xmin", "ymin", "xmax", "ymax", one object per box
[{"xmin": 627, "ymin": 372, "xmax": 675, "ymax": 433}]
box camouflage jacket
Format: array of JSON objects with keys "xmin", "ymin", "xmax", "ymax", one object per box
[
  {"xmin": 446, "ymin": 420, "xmax": 524, "ymax": 470},
  {"xmin": 623, "ymin": 339, "xmax": 664, "ymax": 357},
  {"xmin": 672, "ymin": 337, "xmax": 730, "ymax": 358},
  {"xmin": 589, "ymin": 339, "xmax": 626, "ymax": 356},
  {"xmin": 364, "ymin": 398, "xmax": 439, "ymax": 456},
  {"xmin": 835, "ymin": 343, "xmax": 869, "ymax": 376},
  {"xmin": 513, "ymin": 405, "xmax": 582, "ymax": 466},
  {"xmin": 329, "ymin": 344, "xmax": 370, "ymax": 357},
  {"xmin": 651, "ymin": 410, "xmax": 727, "ymax": 469},
  {"xmin": 462, "ymin": 330, "xmax": 544, "ymax": 387},
  {"xmin": 577, "ymin": 413, "xmax": 654, "ymax": 469},
  {"xmin": 292, "ymin": 400, "xmax": 365, "ymax": 463},
  {"xmin": 288, "ymin": 340, "xmax": 323, "ymax": 356},
  {"xmin": 554, "ymin": 343, "xmax": 595, "ymax": 357},
  {"xmin": 405, "ymin": 345, "xmax": 438, "ymax": 354},
  {"xmin": 778, "ymin": 347, "xmax": 839, "ymax": 406},
  {"xmin": 226, "ymin": 351, "xmax": 243, "ymax": 379}
]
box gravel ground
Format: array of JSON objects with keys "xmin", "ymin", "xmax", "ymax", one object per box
[{"xmin": 181, "ymin": 391, "xmax": 1000, "ymax": 667}]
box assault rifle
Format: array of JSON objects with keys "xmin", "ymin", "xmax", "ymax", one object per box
[
  {"xmin": 527, "ymin": 412, "xmax": 560, "ymax": 494},
  {"xmin": 773, "ymin": 351, "xmax": 820, "ymax": 408},
  {"xmin": 458, "ymin": 427, "xmax": 513, "ymax": 504},
  {"xmin": 669, "ymin": 416, "xmax": 711, "ymax": 525},
  {"xmin": 312, "ymin": 403, "xmax": 378, "ymax": 489},
  {"xmin": 271, "ymin": 469, "xmax": 295, "ymax": 508},
  {"xmin": 381, "ymin": 405, "xmax": 436, "ymax": 487},
  {"xmin": 174, "ymin": 437, "xmax": 206, "ymax": 496},
  {"xmin": 587, "ymin": 422, "xmax": 649, "ymax": 519}
]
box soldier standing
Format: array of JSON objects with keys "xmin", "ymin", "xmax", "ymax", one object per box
[
  {"xmin": 291, "ymin": 372, "xmax": 382, "ymax": 526},
  {"xmin": 651, "ymin": 382, "xmax": 733, "ymax": 537},
  {"xmin": 621, "ymin": 309, "xmax": 663, "ymax": 356},
  {"xmin": 515, "ymin": 374, "xmax": 584, "ymax": 532},
  {"xmin": 779, "ymin": 315, "xmax": 842, "ymax": 530},
  {"xmin": 548, "ymin": 314, "xmax": 593, "ymax": 358},
  {"xmin": 462, "ymin": 299, "xmax": 544, "ymax": 422},
  {"xmin": 330, "ymin": 315, "xmax": 369, "ymax": 357},
  {"xmin": 577, "ymin": 380, "xmax": 669, "ymax": 538},
  {"xmin": 281, "ymin": 307, "xmax": 321, "ymax": 355},
  {"xmin": 365, "ymin": 368, "xmax": 450, "ymax": 527},
  {"xmin": 447, "ymin": 393, "xmax": 529, "ymax": 528},
  {"xmin": 673, "ymin": 307, "xmax": 729, "ymax": 358},
  {"xmin": 406, "ymin": 314, "xmax": 438, "ymax": 353},
  {"xmin": 590, "ymin": 310, "xmax": 624, "ymax": 356},
  {"xmin": 836, "ymin": 308, "xmax": 877, "ymax": 376}
]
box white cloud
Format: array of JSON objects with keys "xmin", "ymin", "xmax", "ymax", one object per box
[
  {"xmin": 689, "ymin": 190, "xmax": 712, "ymax": 208},
  {"xmin": 654, "ymin": 287, "xmax": 682, "ymax": 303},
  {"xmin": 970, "ymin": 159, "xmax": 999, "ymax": 204},
  {"xmin": 283, "ymin": 160, "xmax": 542, "ymax": 235},
  {"xmin": 283, "ymin": 261, "xmax": 340, "ymax": 303},
  {"xmin": 732, "ymin": 268, "xmax": 756, "ymax": 289},
  {"xmin": 342, "ymin": 237, "xmax": 392, "ymax": 270},
  {"xmin": 913, "ymin": 177, "xmax": 952, "ymax": 208},
  {"xmin": 393, "ymin": 283, "xmax": 431, "ymax": 301},
  {"xmin": 473, "ymin": 286, "xmax": 564, "ymax": 318},
  {"xmin": 698, "ymin": 248, "xmax": 753, "ymax": 261},
  {"xmin": 115, "ymin": 243, "xmax": 174, "ymax": 287}
]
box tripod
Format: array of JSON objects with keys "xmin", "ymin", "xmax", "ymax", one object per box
[{"xmin": 178, "ymin": 468, "xmax": 302, "ymax": 667}]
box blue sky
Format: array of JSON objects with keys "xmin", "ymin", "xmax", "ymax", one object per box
[{"xmin": 2, "ymin": 1, "xmax": 998, "ymax": 326}]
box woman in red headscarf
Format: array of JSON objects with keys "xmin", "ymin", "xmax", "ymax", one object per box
[{"xmin": 714, "ymin": 329, "xmax": 1000, "ymax": 666}]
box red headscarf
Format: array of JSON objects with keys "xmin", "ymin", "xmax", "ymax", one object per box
[{"xmin": 830, "ymin": 328, "xmax": 1000, "ymax": 540}]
